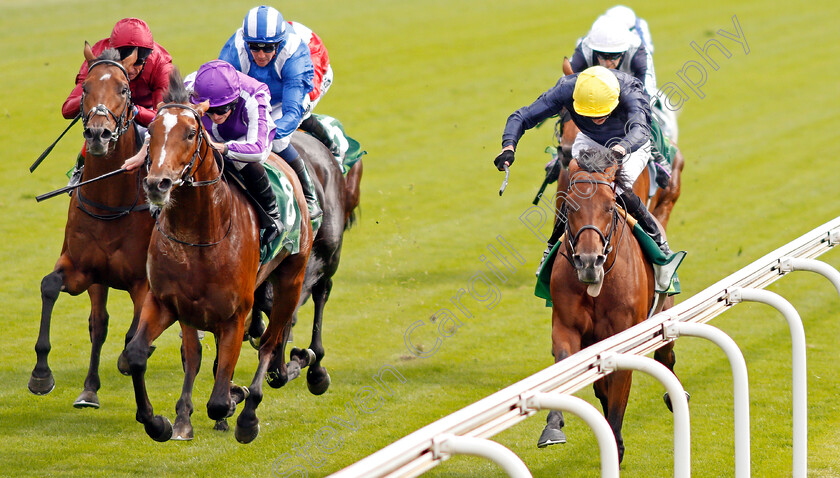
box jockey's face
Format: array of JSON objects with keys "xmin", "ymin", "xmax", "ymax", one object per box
[
  {"xmin": 206, "ymin": 109, "xmax": 233, "ymax": 124},
  {"xmin": 249, "ymin": 43, "xmax": 278, "ymax": 68},
  {"xmin": 595, "ymin": 51, "xmax": 624, "ymax": 70},
  {"xmin": 591, "ymin": 115, "xmax": 609, "ymax": 125},
  {"xmin": 126, "ymin": 58, "xmax": 146, "ymax": 81}
]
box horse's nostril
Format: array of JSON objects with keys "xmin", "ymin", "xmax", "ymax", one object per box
[
  {"xmin": 101, "ymin": 129, "xmax": 112, "ymax": 141},
  {"xmin": 158, "ymin": 178, "xmax": 172, "ymax": 192},
  {"xmin": 594, "ymin": 255, "xmax": 606, "ymax": 268},
  {"xmin": 572, "ymin": 254, "xmax": 583, "ymax": 268},
  {"xmin": 83, "ymin": 128, "xmax": 94, "ymax": 140}
]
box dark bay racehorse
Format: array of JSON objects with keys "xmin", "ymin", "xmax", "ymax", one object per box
[
  {"xmin": 29, "ymin": 45, "xmax": 153, "ymax": 408},
  {"xmin": 539, "ymin": 151, "xmax": 679, "ymax": 462},
  {"xmin": 123, "ymin": 74, "xmax": 314, "ymax": 443},
  {"xmin": 250, "ymin": 131, "xmax": 358, "ymax": 396},
  {"xmin": 552, "ymin": 57, "xmax": 684, "ymax": 230}
]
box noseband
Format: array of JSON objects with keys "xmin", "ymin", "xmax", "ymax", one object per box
[{"xmin": 81, "ymin": 59, "xmax": 134, "ymax": 143}]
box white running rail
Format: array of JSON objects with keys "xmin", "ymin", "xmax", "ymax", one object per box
[{"xmin": 330, "ymin": 217, "xmax": 840, "ymax": 478}]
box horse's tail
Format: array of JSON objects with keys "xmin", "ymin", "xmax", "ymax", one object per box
[{"xmin": 345, "ymin": 205, "xmax": 360, "ymax": 231}]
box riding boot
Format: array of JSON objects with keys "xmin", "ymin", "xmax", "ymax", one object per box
[
  {"xmin": 618, "ymin": 190, "xmax": 672, "ymax": 255},
  {"xmin": 300, "ymin": 116, "xmax": 340, "ymax": 157},
  {"xmin": 651, "ymin": 149, "xmax": 672, "ymax": 189},
  {"xmin": 67, "ymin": 151, "xmax": 85, "ymax": 193},
  {"xmin": 536, "ymin": 204, "xmax": 569, "ymax": 277},
  {"xmin": 287, "ymin": 155, "xmax": 323, "ymax": 221},
  {"xmin": 239, "ymin": 162, "xmax": 283, "ymax": 246}
]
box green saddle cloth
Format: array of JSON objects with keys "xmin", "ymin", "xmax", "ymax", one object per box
[
  {"xmin": 535, "ymin": 224, "xmax": 686, "ymax": 307},
  {"xmin": 307, "ymin": 113, "xmax": 366, "ymax": 175},
  {"xmin": 651, "ymin": 116, "xmax": 676, "ymax": 166},
  {"xmin": 259, "ymin": 162, "xmax": 303, "ymax": 264}
]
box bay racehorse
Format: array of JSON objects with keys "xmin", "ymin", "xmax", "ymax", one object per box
[
  {"xmin": 551, "ymin": 57, "xmax": 684, "ymax": 230},
  {"xmin": 539, "ymin": 150, "xmax": 679, "ymax": 463},
  {"xmin": 123, "ymin": 72, "xmax": 314, "ymax": 443},
  {"xmin": 29, "ymin": 45, "xmax": 153, "ymax": 408},
  {"xmin": 250, "ymin": 130, "xmax": 359, "ymax": 395}
]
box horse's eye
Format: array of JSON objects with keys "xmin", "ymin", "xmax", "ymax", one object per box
[
  {"xmin": 187, "ymin": 129, "xmax": 196, "ymax": 140},
  {"xmin": 121, "ymin": 86, "xmax": 129, "ymax": 95}
]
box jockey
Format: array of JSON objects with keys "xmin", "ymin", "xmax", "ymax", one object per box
[
  {"xmin": 62, "ymin": 18, "xmax": 173, "ymax": 186},
  {"xmin": 495, "ymin": 66, "xmax": 672, "ymax": 273},
  {"xmin": 569, "ymin": 13, "xmax": 675, "ymax": 187},
  {"xmin": 218, "ymin": 5, "xmax": 322, "ymax": 220},
  {"xmin": 123, "ymin": 60, "xmax": 283, "ymax": 245}
]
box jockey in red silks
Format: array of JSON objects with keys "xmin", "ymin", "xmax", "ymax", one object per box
[{"xmin": 62, "ymin": 18, "xmax": 173, "ymax": 185}]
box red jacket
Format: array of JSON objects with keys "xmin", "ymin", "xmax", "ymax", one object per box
[
  {"xmin": 290, "ymin": 22, "xmax": 330, "ymax": 101},
  {"xmin": 62, "ymin": 22, "xmax": 172, "ymax": 127}
]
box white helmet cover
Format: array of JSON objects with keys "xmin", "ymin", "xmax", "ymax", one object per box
[{"xmin": 586, "ymin": 15, "xmax": 633, "ymax": 53}]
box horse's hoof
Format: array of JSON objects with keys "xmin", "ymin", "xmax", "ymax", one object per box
[
  {"xmin": 307, "ymin": 367, "xmax": 331, "ymax": 396},
  {"xmin": 172, "ymin": 416, "xmax": 194, "ymax": 441},
  {"xmin": 214, "ymin": 419, "xmax": 229, "ymax": 432},
  {"xmin": 248, "ymin": 335, "xmax": 260, "ymax": 350},
  {"xmin": 235, "ymin": 423, "xmax": 260, "ymax": 444},
  {"xmin": 117, "ymin": 352, "xmax": 130, "ymax": 376},
  {"xmin": 28, "ymin": 373, "xmax": 55, "ymax": 395},
  {"xmin": 537, "ymin": 427, "xmax": 567, "ymax": 448},
  {"xmin": 230, "ymin": 385, "xmax": 250, "ymax": 405},
  {"xmin": 663, "ymin": 391, "xmax": 691, "ymax": 413},
  {"xmin": 145, "ymin": 415, "xmax": 173, "ymax": 442},
  {"xmin": 73, "ymin": 390, "xmax": 100, "ymax": 409}
]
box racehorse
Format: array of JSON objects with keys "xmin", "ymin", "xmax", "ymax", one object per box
[
  {"xmin": 551, "ymin": 58, "xmax": 684, "ymax": 229},
  {"xmin": 539, "ymin": 150, "xmax": 679, "ymax": 463},
  {"xmin": 123, "ymin": 72, "xmax": 313, "ymax": 443},
  {"xmin": 29, "ymin": 45, "xmax": 153, "ymax": 408},
  {"xmin": 249, "ymin": 131, "xmax": 359, "ymax": 395}
]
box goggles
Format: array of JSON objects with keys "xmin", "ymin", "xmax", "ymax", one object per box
[{"xmin": 248, "ymin": 42, "xmax": 278, "ymax": 53}]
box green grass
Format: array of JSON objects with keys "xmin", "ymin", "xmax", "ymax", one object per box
[{"xmin": 1, "ymin": 0, "xmax": 839, "ymax": 477}]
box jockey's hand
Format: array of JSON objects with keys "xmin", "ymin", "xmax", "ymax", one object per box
[
  {"xmin": 494, "ymin": 149, "xmax": 515, "ymax": 171},
  {"xmin": 122, "ymin": 139, "xmax": 149, "ymax": 171},
  {"xmin": 610, "ymin": 144, "xmax": 627, "ymax": 161},
  {"xmin": 208, "ymin": 138, "xmax": 228, "ymax": 156}
]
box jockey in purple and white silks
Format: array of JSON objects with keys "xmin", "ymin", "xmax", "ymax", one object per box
[
  {"xmin": 184, "ymin": 60, "xmax": 283, "ymax": 245},
  {"xmin": 218, "ymin": 5, "xmax": 322, "ymax": 220}
]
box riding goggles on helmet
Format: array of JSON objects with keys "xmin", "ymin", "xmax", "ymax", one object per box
[
  {"xmin": 206, "ymin": 99, "xmax": 238, "ymax": 116},
  {"xmin": 594, "ymin": 50, "xmax": 624, "ymax": 61},
  {"xmin": 248, "ymin": 42, "xmax": 278, "ymax": 53}
]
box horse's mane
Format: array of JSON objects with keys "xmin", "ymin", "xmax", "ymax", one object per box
[
  {"xmin": 96, "ymin": 48, "xmax": 121, "ymax": 62},
  {"xmin": 576, "ymin": 148, "xmax": 632, "ymax": 192},
  {"xmin": 163, "ymin": 67, "xmax": 190, "ymax": 104}
]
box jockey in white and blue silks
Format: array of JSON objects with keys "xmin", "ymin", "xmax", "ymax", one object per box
[{"xmin": 219, "ymin": 5, "xmax": 322, "ymax": 220}]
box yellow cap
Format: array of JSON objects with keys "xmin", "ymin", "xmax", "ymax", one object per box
[{"xmin": 573, "ymin": 66, "xmax": 620, "ymax": 117}]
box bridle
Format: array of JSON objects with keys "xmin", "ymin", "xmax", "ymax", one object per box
[
  {"xmin": 560, "ymin": 177, "xmax": 628, "ymax": 276},
  {"xmin": 150, "ymin": 103, "xmax": 231, "ymax": 247},
  {"xmin": 81, "ymin": 59, "xmax": 134, "ymax": 144}
]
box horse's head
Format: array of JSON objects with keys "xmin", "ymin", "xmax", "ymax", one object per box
[
  {"xmin": 144, "ymin": 69, "xmax": 211, "ymax": 207},
  {"xmin": 565, "ymin": 149, "xmax": 626, "ymax": 285},
  {"xmin": 80, "ymin": 42, "xmax": 136, "ymax": 156}
]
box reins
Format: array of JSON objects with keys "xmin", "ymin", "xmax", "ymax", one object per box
[{"xmin": 151, "ymin": 103, "xmax": 232, "ymax": 247}]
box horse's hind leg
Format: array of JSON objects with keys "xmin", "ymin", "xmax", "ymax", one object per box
[
  {"xmin": 29, "ymin": 269, "xmax": 65, "ymax": 395},
  {"xmin": 172, "ymin": 324, "xmax": 201, "ymax": 440},
  {"xmin": 74, "ymin": 285, "xmax": 109, "ymax": 408},
  {"xmin": 125, "ymin": 295, "xmax": 176, "ymax": 442}
]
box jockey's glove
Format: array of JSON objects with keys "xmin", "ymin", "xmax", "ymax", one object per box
[{"xmin": 494, "ymin": 150, "xmax": 515, "ymax": 170}]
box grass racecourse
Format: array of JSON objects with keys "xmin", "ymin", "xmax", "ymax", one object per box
[{"xmin": 2, "ymin": 0, "xmax": 839, "ymax": 476}]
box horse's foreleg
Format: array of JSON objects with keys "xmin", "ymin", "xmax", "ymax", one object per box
[
  {"xmin": 206, "ymin": 314, "xmax": 246, "ymax": 423},
  {"xmin": 172, "ymin": 323, "xmax": 201, "ymax": 441},
  {"xmin": 74, "ymin": 284, "xmax": 109, "ymax": 408},
  {"xmin": 125, "ymin": 294, "xmax": 175, "ymax": 442},
  {"xmin": 29, "ymin": 268, "xmax": 66, "ymax": 395},
  {"xmin": 598, "ymin": 370, "xmax": 633, "ymax": 463},
  {"xmin": 118, "ymin": 281, "xmax": 151, "ymax": 375}
]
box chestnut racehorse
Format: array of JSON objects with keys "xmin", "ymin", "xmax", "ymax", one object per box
[
  {"xmin": 551, "ymin": 57, "xmax": 684, "ymax": 229},
  {"xmin": 539, "ymin": 151, "xmax": 679, "ymax": 463},
  {"xmin": 29, "ymin": 45, "xmax": 153, "ymax": 408},
  {"xmin": 123, "ymin": 74, "xmax": 313, "ymax": 443}
]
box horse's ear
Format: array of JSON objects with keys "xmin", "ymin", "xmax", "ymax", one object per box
[
  {"xmin": 194, "ymin": 100, "xmax": 210, "ymax": 117},
  {"xmin": 156, "ymin": 101, "xmax": 165, "ymax": 110},
  {"xmin": 83, "ymin": 41, "xmax": 96, "ymax": 64},
  {"xmin": 562, "ymin": 57, "xmax": 573, "ymax": 76},
  {"xmin": 121, "ymin": 48, "xmax": 138, "ymax": 71}
]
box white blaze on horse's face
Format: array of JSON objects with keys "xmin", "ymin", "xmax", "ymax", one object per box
[
  {"xmin": 98, "ymin": 73, "xmax": 112, "ymax": 81},
  {"xmin": 156, "ymin": 112, "xmax": 179, "ymax": 168}
]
